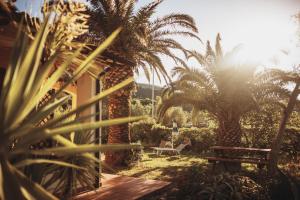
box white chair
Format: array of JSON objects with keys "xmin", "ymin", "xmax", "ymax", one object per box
[{"xmin": 153, "ymin": 143, "xmax": 190, "ymax": 155}]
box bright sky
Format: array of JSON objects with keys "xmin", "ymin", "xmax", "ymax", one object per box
[
  {"xmin": 16, "ymin": 0, "xmax": 300, "ymax": 86},
  {"xmin": 135, "ymin": 0, "xmax": 300, "ymax": 86}
]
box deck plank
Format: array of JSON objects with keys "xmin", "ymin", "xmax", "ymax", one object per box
[{"xmin": 73, "ymin": 173, "xmax": 170, "ymax": 200}]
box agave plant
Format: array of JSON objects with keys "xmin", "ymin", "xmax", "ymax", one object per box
[
  {"xmin": 41, "ymin": 130, "xmax": 98, "ymax": 199},
  {"xmin": 0, "ymin": 14, "xmax": 144, "ymax": 200}
]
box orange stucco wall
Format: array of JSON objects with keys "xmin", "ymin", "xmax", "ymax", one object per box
[{"xmin": 76, "ymin": 73, "xmax": 95, "ymax": 122}]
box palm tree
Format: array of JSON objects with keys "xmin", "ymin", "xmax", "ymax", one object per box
[
  {"xmin": 88, "ymin": 0, "xmax": 200, "ymax": 166},
  {"xmin": 158, "ymin": 34, "xmax": 258, "ymax": 148}
]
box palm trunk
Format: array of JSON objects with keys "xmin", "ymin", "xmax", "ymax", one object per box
[
  {"xmin": 103, "ymin": 65, "xmax": 134, "ymax": 167},
  {"xmin": 268, "ymin": 83, "xmax": 299, "ymax": 175},
  {"xmin": 216, "ymin": 115, "xmax": 242, "ymax": 171},
  {"xmin": 217, "ymin": 116, "xmax": 242, "ymax": 146}
]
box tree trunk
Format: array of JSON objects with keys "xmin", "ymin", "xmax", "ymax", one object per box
[
  {"xmin": 268, "ymin": 83, "xmax": 300, "ymax": 175},
  {"xmin": 216, "ymin": 115, "xmax": 242, "ymax": 172},
  {"xmin": 103, "ymin": 65, "xmax": 134, "ymax": 167},
  {"xmin": 217, "ymin": 116, "xmax": 242, "ymax": 147}
]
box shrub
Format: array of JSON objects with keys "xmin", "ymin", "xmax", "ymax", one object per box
[
  {"xmin": 174, "ymin": 168, "xmax": 269, "ymax": 200},
  {"xmin": 191, "ymin": 110, "xmax": 217, "ymax": 128},
  {"xmin": 161, "ymin": 107, "xmax": 188, "ymax": 127},
  {"xmin": 130, "ymin": 119, "xmax": 172, "ymax": 146},
  {"xmin": 197, "ymin": 173, "xmax": 270, "ymax": 200},
  {"xmin": 280, "ymin": 127, "xmax": 300, "ymax": 162},
  {"xmin": 131, "ymin": 119, "xmax": 217, "ymax": 152},
  {"xmin": 175, "ymin": 127, "xmax": 216, "ymax": 153},
  {"xmin": 131, "ymin": 98, "xmax": 151, "ymax": 116},
  {"xmin": 130, "ymin": 118, "xmax": 156, "ymax": 144},
  {"xmin": 241, "ymin": 105, "xmax": 280, "ymax": 148},
  {"xmin": 150, "ymin": 123, "xmax": 172, "ymax": 145}
]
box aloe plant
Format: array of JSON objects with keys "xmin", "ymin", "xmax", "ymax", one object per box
[{"xmin": 0, "ymin": 15, "xmax": 144, "ymax": 200}]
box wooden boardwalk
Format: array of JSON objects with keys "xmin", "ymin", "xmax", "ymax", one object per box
[{"xmin": 73, "ymin": 174, "xmax": 171, "ymax": 200}]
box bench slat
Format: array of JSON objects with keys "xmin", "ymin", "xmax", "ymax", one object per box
[
  {"xmin": 210, "ymin": 146, "xmax": 271, "ymax": 153},
  {"xmin": 206, "ymin": 157, "xmax": 268, "ymax": 164}
]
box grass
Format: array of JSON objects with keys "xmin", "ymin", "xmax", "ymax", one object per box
[
  {"xmin": 115, "ymin": 151, "xmax": 299, "ymax": 200},
  {"xmin": 115, "ymin": 151, "xmax": 299, "ymax": 182},
  {"xmin": 116, "ymin": 151, "xmax": 208, "ymax": 181}
]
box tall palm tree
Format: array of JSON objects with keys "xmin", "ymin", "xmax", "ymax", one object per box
[
  {"xmin": 158, "ymin": 34, "xmax": 258, "ymax": 147},
  {"xmin": 88, "ymin": 0, "xmax": 200, "ymax": 166}
]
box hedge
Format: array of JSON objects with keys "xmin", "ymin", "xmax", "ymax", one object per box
[
  {"xmin": 130, "ymin": 119, "xmax": 216, "ymax": 153},
  {"xmin": 175, "ymin": 127, "xmax": 216, "ymax": 153}
]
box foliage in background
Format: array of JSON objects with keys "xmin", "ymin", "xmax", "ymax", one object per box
[
  {"xmin": 151, "ymin": 123, "xmax": 173, "ymax": 144},
  {"xmin": 130, "ymin": 118, "xmax": 171, "ymax": 146},
  {"xmin": 241, "ymin": 104, "xmax": 281, "ymax": 148},
  {"xmin": 161, "ymin": 106, "xmax": 188, "ymax": 128},
  {"xmin": 130, "ymin": 118, "xmax": 156, "ymax": 144},
  {"xmin": 130, "ymin": 119, "xmax": 216, "ymax": 153},
  {"xmin": 191, "ymin": 110, "xmax": 217, "ymax": 128},
  {"xmin": 259, "ymin": 67, "xmax": 300, "ymax": 173},
  {"xmin": 197, "ymin": 173, "xmax": 270, "ymax": 200},
  {"xmin": 131, "ymin": 98, "xmax": 151, "ymax": 116},
  {"xmin": 160, "ymin": 166, "xmax": 270, "ymax": 200},
  {"xmin": 281, "ymin": 127, "xmax": 300, "ymax": 162},
  {"xmin": 176, "ymin": 127, "xmax": 216, "ymax": 154}
]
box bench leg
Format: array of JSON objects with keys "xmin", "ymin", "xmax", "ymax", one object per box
[
  {"xmin": 219, "ymin": 161, "xmax": 228, "ymax": 172},
  {"xmin": 208, "ymin": 161, "xmax": 216, "ymax": 171},
  {"xmin": 257, "ymin": 163, "xmax": 264, "ymax": 170},
  {"xmin": 212, "ymin": 161, "xmax": 216, "ymax": 171}
]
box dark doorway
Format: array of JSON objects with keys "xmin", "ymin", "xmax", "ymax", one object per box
[{"xmin": 0, "ymin": 68, "xmax": 6, "ymax": 95}]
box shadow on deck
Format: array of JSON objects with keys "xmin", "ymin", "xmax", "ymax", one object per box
[{"xmin": 73, "ymin": 173, "xmax": 171, "ymax": 200}]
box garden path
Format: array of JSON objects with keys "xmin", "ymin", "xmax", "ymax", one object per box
[{"xmin": 73, "ymin": 173, "xmax": 170, "ymax": 200}]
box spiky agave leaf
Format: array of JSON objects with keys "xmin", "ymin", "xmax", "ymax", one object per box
[{"xmin": 0, "ymin": 16, "xmax": 144, "ymax": 200}]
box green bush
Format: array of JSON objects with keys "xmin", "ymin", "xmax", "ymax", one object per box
[
  {"xmin": 174, "ymin": 168, "xmax": 269, "ymax": 200},
  {"xmin": 175, "ymin": 127, "xmax": 216, "ymax": 153},
  {"xmin": 130, "ymin": 119, "xmax": 172, "ymax": 146},
  {"xmin": 241, "ymin": 105, "xmax": 280, "ymax": 148},
  {"xmin": 197, "ymin": 173, "xmax": 270, "ymax": 200},
  {"xmin": 131, "ymin": 99, "xmax": 151, "ymax": 116},
  {"xmin": 280, "ymin": 127, "xmax": 300, "ymax": 161},
  {"xmin": 131, "ymin": 120, "xmax": 216, "ymax": 153},
  {"xmin": 130, "ymin": 118, "xmax": 156, "ymax": 144},
  {"xmin": 150, "ymin": 123, "xmax": 172, "ymax": 145},
  {"xmin": 161, "ymin": 107, "xmax": 188, "ymax": 127}
]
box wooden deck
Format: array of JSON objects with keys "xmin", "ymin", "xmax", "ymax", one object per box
[{"xmin": 73, "ymin": 174, "xmax": 171, "ymax": 200}]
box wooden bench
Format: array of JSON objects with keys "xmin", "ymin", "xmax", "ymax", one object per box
[{"xmin": 206, "ymin": 146, "xmax": 271, "ymax": 170}]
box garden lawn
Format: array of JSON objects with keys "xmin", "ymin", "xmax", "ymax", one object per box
[
  {"xmin": 115, "ymin": 151, "xmax": 299, "ymax": 182},
  {"xmin": 116, "ymin": 151, "xmax": 209, "ymax": 181},
  {"xmin": 115, "ymin": 151, "xmax": 300, "ymax": 200}
]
